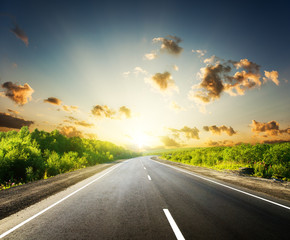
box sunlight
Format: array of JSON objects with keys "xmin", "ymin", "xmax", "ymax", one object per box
[{"xmin": 131, "ymin": 132, "xmax": 150, "ymax": 149}]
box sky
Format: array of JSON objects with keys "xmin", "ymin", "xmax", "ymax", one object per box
[{"xmin": 1, "ymin": 0, "xmax": 290, "ymax": 151}]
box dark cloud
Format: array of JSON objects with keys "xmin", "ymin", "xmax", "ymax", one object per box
[
  {"xmin": 10, "ymin": 23, "xmax": 29, "ymax": 46},
  {"xmin": 203, "ymin": 125, "xmax": 237, "ymax": 136},
  {"xmin": 169, "ymin": 126, "xmax": 200, "ymax": 140},
  {"xmin": 58, "ymin": 125, "xmax": 84, "ymax": 138},
  {"xmin": 160, "ymin": 136, "xmax": 181, "ymax": 147},
  {"xmin": 251, "ymin": 120, "xmax": 290, "ymax": 136},
  {"xmin": 149, "ymin": 71, "xmax": 179, "ymax": 93},
  {"xmin": 44, "ymin": 97, "xmax": 62, "ymax": 106},
  {"xmin": 119, "ymin": 106, "xmax": 131, "ymax": 118},
  {"xmin": 0, "ymin": 112, "xmax": 34, "ymax": 129},
  {"xmin": 190, "ymin": 58, "xmax": 279, "ymax": 103},
  {"xmin": 91, "ymin": 105, "xmax": 116, "ymax": 118},
  {"xmin": 153, "ymin": 35, "xmax": 183, "ymax": 55},
  {"xmin": 1, "ymin": 81, "xmax": 34, "ymax": 105}
]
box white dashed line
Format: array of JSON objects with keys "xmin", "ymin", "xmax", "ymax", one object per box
[
  {"xmin": 144, "ymin": 167, "xmax": 146, "ymax": 170},
  {"xmin": 148, "ymin": 175, "xmax": 151, "ymax": 181},
  {"xmin": 163, "ymin": 209, "xmax": 185, "ymax": 240}
]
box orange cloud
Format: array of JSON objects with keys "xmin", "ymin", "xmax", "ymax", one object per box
[
  {"xmin": 62, "ymin": 105, "xmax": 79, "ymax": 113},
  {"xmin": 1, "ymin": 81, "xmax": 34, "ymax": 105},
  {"xmin": 263, "ymin": 71, "xmax": 279, "ymax": 86},
  {"xmin": 206, "ymin": 140, "xmax": 234, "ymax": 147},
  {"xmin": 44, "ymin": 97, "xmax": 62, "ymax": 105},
  {"xmin": 203, "ymin": 125, "xmax": 237, "ymax": 136},
  {"xmin": 251, "ymin": 120, "xmax": 290, "ymax": 136},
  {"xmin": 58, "ymin": 125, "xmax": 84, "ymax": 138},
  {"xmin": 10, "ymin": 23, "xmax": 29, "ymax": 46}
]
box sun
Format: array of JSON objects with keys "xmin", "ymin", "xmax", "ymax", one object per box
[{"xmin": 131, "ymin": 132, "xmax": 150, "ymax": 149}]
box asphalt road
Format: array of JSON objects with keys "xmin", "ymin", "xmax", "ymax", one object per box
[{"xmin": 1, "ymin": 156, "xmax": 289, "ymax": 239}]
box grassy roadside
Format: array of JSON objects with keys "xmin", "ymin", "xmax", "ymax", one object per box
[{"xmin": 149, "ymin": 143, "xmax": 290, "ymax": 181}]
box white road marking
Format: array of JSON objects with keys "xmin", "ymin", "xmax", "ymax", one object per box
[
  {"xmin": 0, "ymin": 164, "xmax": 121, "ymax": 239},
  {"xmin": 144, "ymin": 167, "xmax": 146, "ymax": 170},
  {"xmin": 153, "ymin": 159, "xmax": 290, "ymax": 210},
  {"xmin": 163, "ymin": 209, "xmax": 185, "ymax": 240},
  {"xmin": 148, "ymin": 175, "xmax": 151, "ymax": 181}
]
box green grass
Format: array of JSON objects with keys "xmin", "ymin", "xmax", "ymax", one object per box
[{"xmin": 155, "ymin": 143, "xmax": 290, "ymax": 181}]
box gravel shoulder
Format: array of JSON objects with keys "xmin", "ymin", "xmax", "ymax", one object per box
[
  {"xmin": 152, "ymin": 157, "xmax": 290, "ymax": 202},
  {"xmin": 0, "ymin": 160, "xmax": 124, "ymax": 220}
]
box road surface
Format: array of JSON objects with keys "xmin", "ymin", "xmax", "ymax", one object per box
[{"xmin": 0, "ymin": 156, "xmax": 289, "ymax": 239}]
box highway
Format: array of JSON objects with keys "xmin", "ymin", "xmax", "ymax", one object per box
[{"xmin": 0, "ymin": 156, "xmax": 289, "ymax": 239}]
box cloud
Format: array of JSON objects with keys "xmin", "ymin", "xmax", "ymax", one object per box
[
  {"xmin": 170, "ymin": 101, "xmax": 185, "ymax": 112},
  {"xmin": 134, "ymin": 67, "xmax": 148, "ymax": 75},
  {"xmin": 75, "ymin": 121, "xmax": 94, "ymax": 128},
  {"xmin": 263, "ymin": 71, "xmax": 279, "ymax": 86},
  {"xmin": 10, "ymin": 23, "xmax": 29, "ymax": 46},
  {"xmin": 153, "ymin": 35, "xmax": 183, "ymax": 55},
  {"xmin": 169, "ymin": 126, "xmax": 200, "ymax": 139},
  {"xmin": 147, "ymin": 71, "xmax": 179, "ymax": 93},
  {"xmin": 58, "ymin": 125, "xmax": 84, "ymax": 138},
  {"xmin": 119, "ymin": 106, "xmax": 131, "ymax": 118},
  {"xmin": 91, "ymin": 105, "xmax": 116, "ymax": 118},
  {"xmin": 206, "ymin": 140, "xmax": 234, "ymax": 147},
  {"xmin": 62, "ymin": 105, "xmax": 79, "ymax": 113},
  {"xmin": 173, "ymin": 65, "xmax": 179, "ymax": 71},
  {"xmin": 203, "ymin": 125, "xmax": 237, "ymax": 136},
  {"xmin": 144, "ymin": 51, "xmax": 158, "ymax": 60},
  {"xmin": 160, "ymin": 136, "xmax": 181, "ymax": 147},
  {"xmin": 1, "ymin": 81, "xmax": 34, "ymax": 105},
  {"xmin": 192, "ymin": 49, "xmax": 207, "ymax": 57},
  {"xmin": 203, "ymin": 55, "xmax": 218, "ymax": 64},
  {"xmin": 0, "ymin": 112, "xmax": 34, "ymax": 129},
  {"xmin": 194, "ymin": 63, "xmax": 231, "ymax": 102},
  {"xmin": 251, "ymin": 120, "xmax": 290, "ymax": 136},
  {"xmin": 190, "ymin": 58, "xmax": 280, "ymax": 103},
  {"xmin": 7, "ymin": 109, "xmax": 19, "ymax": 115},
  {"xmin": 44, "ymin": 97, "xmax": 62, "ymax": 106}
]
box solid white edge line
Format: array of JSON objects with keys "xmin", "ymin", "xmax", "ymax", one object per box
[
  {"xmin": 163, "ymin": 209, "xmax": 185, "ymax": 240},
  {"xmin": 148, "ymin": 175, "xmax": 151, "ymax": 181},
  {"xmin": 153, "ymin": 159, "xmax": 290, "ymax": 210},
  {"xmin": 0, "ymin": 163, "xmax": 121, "ymax": 239}
]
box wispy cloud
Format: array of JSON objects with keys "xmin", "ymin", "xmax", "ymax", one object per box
[
  {"xmin": 91, "ymin": 105, "xmax": 132, "ymax": 119},
  {"xmin": 0, "ymin": 112, "xmax": 34, "ymax": 129},
  {"xmin": 10, "ymin": 23, "xmax": 29, "ymax": 47},
  {"xmin": 169, "ymin": 101, "xmax": 185, "ymax": 112},
  {"xmin": 203, "ymin": 125, "xmax": 237, "ymax": 136},
  {"xmin": 205, "ymin": 139, "xmax": 234, "ymax": 147},
  {"xmin": 144, "ymin": 51, "xmax": 158, "ymax": 60},
  {"xmin": 192, "ymin": 49, "xmax": 207, "ymax": 57},
  {"xmin": 1, "ymin": 81, "xmax": 34, "ymax": 105}
]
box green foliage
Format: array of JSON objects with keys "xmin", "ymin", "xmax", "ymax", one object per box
[
  {"xmin": 158, "ymin": 143, "xmax": 290, "ymax": 180},
  {"xmin": 0, "ymin": 127, "xmax": 140, "ymax": 187}
]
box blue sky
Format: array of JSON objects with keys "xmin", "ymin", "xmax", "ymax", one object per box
[{"xmin": 1, "ymin": 0, "xmax": 290, "ymax": 149}]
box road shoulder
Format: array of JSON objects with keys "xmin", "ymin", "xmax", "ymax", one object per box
[{"xmin": 151, "ymin": 157, "xmax": 290, "ymax": 202}]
